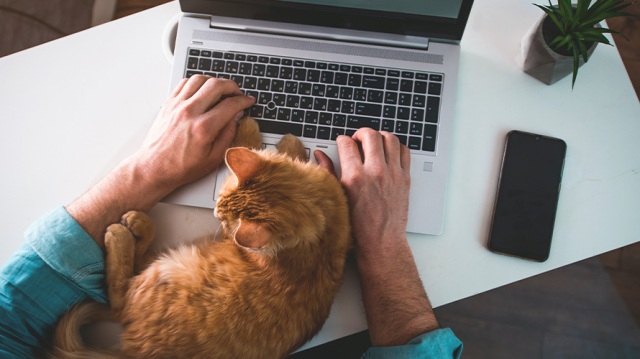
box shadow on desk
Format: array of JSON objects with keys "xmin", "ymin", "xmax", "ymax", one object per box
[{"xmin": 293, "ymin": 243, "xmax": 640, "ymax": 359}]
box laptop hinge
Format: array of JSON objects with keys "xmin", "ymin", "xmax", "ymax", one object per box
[{"xmin": 209, "ymin": 16, "xmax": 429, "ymax": 50}]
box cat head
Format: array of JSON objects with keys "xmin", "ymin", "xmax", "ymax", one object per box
[{"xmin": 214, "ymin": 147, "xmax": 343, "ymax": 257}]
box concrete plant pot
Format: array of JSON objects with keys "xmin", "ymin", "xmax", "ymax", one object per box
[{"xmin": 521, "ymin": 13, "xmax": 598, "ymax": 85}]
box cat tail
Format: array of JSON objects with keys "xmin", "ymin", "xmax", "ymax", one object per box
[{"xmin": 49, "ymin": 301, "xmax": 121, "ymax": 359}]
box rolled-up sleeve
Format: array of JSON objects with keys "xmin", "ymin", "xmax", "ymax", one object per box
[
  {"xmin": 0, "ymin": 207, "xmax": 106, "ymax": 358},
  {"xmin": 361, "ymin": 328, "xmax": 463, "ymax": 359}
]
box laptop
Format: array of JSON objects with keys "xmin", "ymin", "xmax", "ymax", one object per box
[{"xmin": 163, "ymin": 0, "xmax": 475, "ymax": 235}]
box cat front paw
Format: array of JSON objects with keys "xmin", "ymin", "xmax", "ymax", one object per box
[
  {"xmin": 232, "ymin": 117, "xmax": 262, "ymax": 150},
  {"xmin": 121, "ymin": 211, "xmax": 155, "ymax": 241}
]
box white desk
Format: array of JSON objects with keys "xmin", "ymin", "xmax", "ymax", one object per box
[{"xmin": 1, "ymin": 0, "xmax": 639, "ymax": 350}]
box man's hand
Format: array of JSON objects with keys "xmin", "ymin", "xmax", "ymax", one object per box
[
  {"xmin": 133, "ymin": 75, "xmax": 255, "ymax": 191},
  {"xmin": 317, "ymin": 128, "xmax": 439, "ymax": 347},
  {"xmin": 67, "ymin": 76, "xmax": 255, "ymax": 245}
]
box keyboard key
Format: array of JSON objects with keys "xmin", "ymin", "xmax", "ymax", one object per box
[
  {"xmin": 408, "ymin": 136, "xmax": 421, "ymax": 150},
  {"xmin": 300, "ymin": 96, "xmax": 313, "ymax": 109},
  {"xmin": 303, "ymin": 125, "xmax": 317, "ymax": 138},
  {"xmin": 411, "ymin": 109, "xmax": 425, "ymax": 122},
  {"xmin": 293, "ymin": 68, "xmax": 306, "ymax": 80},
  {"xmin": 429, "ymin": 82, "xmax": 442, "ymax": 95},
  {"xmin": 257, "ymin": 119, "xmax": 303, "ymax": 136},
  {"xmin": 239, "ymin": 63, "xmax": 253, "ymax": 75},
  {"xmin": 293, "ymin": 60, "xmax": 304, "ymax": 67},
  {"xmin": 252, "ymin": 64, "xmax": 266, "ymax": 76},
  {"xmin": 270, "ymin": 57, "xmax": 281, "ymax": 64},
  {"xmin": 375, "ymin": 68, "xmax": 386, "ymax": 76},
  {"xmin": 328, "ymin": 99, "xmax": 341, "ymax": 112},
  {"xmin": 363, "ymin": 67, "xmax": 375, "ymax": 74},
  {"xmin": 430, "ymin": 74, "xmax": 443, "ymax": 82},
  {"xmin": 399, "ymin": 93, "xmax": 412, "ymax": 106},
  {"xmin": 354, "ymin": 88, "xmax": 368, "ymax": 101},
  {"xmin": 326, "ymin": 85, "xmax": 339, "ymax": 98},
  {"xmin": 198, "ymin": 58, "xmax": 212, "ymax": 71},
  {"xmin": 231, "ymin": 75, "xmax": 243, "ymax": 87},
  {"xmin": 362, "ymin": 75, "xmax": 385, "ymax": 89},
  {"xmin": 396, "ymin": 135, "xmax": 408, "ymax": 145},
  {"xmin": 348, "ymin": 74, "xmax": 362, "ymax": 87},
  {"xmin": 352, "ymin": 66, "xmax": 363, "ymax": 73},
  {"xmin": 186, "ymin": 70, "xmax": 203, "ymax": 77},
  {"xmin": 316, "ymin": 62, "xmax": 327, "ymax": 69},
  {"xmin": 317, "ymin": 126, "xmax": 331, "ymax": 139},
  {"xmin": 305, "ymin": 111, "xmax": 319, "ymax": 124},
  {"xmin": 413, "ymin": 95, "xmax": 426, "ymax": 107},
  {"xmin": 395, "ymin": 121, "xmax": 409, "ymax": 134},
  {"xmin": 313, "ymin": 98, "xmax": 328, "ymax": 111},
  {"xmin": 279, "ymin": 67, "xmax": 293, "ymax": 79},
  {"xmin": 312, "ymin": 84, "xmax": 326, "ymax": 97},
  {"xmin": 201, "ymin": 50, "xmax": 212, "ymax": 57},
  {"xmin": 340, "ymin": 65, "xmax": 351, "ymax": 72},
  {"xmin": 271, "ymin": 80, "xmax": 285, "ymax": 92},
  {"xmin": 341, "ymin": 101, "xmax": 355, "ymax": 114},
  {"xmin": 282, "ymin": 58, "xmax": 292, "ymax": 66},
  {"xmin": 284, "ymin": 81, "xmax": 298, "ymax": 94},
  {"xmin": 331, "ymin": 128, "xmax": 345, "ymax": 140},
  {"xmin": 422, "ymin": 125, "xmax": 437, "ymax": 151},
  {"xmin": 224, "ymin": 53, "xmax": 235, "ymax": 60},
  {"xmin": 401, "ymin": 71, "xmax": 414, "ymax": 78},
  {"xmin": 382, "ymin": 119, "xmax": 394, "ymax": 131},
  {"xmin": 273, "ymin": 94, "xmax": 286, "ymax": 106},
  {"xmin": 426, "ymin": 96, "xmax": 440, "ymax": 123},
  {"xmin": 400, "ymin": 79, "xmax": 413, "ymax": 92},
  {"xmin": 235, "ymin": 54, "xmax": 246, "ymax": 61},
  {"xmin": 410, "ymin": 122, "xmax": 423, "ymax": 135},
  {"xmin": 266, "ymin": 65, "xmax": 279, "ymax": 78},
  {"xmin": 277, "ymin": 108, "xmax": 291, "ymax": 121},
  {"xmin": 320, "ymin": 71, "xmax": 334, "ymax": 84},
  {"xmin": 339, "ymin": 87, "xmax": 353, "ymax": 100},
  {"xmin": 189, "ymin": 49, "xmax": 200, "ymax": 56},
  {"xmin": 347, "ymin": 115, "xmax": 381, "ymax": 130},
  {"xmin": 414, "ymin": 81, "xmax": 428, "ymax": 94},
  {"xmin": 319, "ymin": 113, "xmax": 332, "ymax": 125},
  {"xmin": 298, "ymin": 83, "xmax": 312, "ymax": 95},
  {"xmin": 332, "ymin": 114, "xmax": 346, "ymax": 127},
  {"xmin": 187, "ymin": 57, "xmax": 199, "ymax": 69},
  {"xmin": 388, "ymin": 70, "xmax": 400, "ymax": 77},
  {"xmin": 213, "ymin": 51, "xmax": 224, "ymax": 59},
  {"xmin": 258, "ymin": 56, "xmax": 269, "ymax": 63},
  {"xmin": 307, "ymin": 69, "xmax": 321, "ymax": 82},
  {"xmin": 304, "ymin": 61, "xmax": 316, "ymax": 68},
  {"xmin": 397, "ymin": 107, "xmax": 410, "ymax": 120},
  {"xmin": 241, "ymin": 76, "xmax": 255, "ymax": 89},
  {"xmin": 383, "ymin": 106, "xmax": 396, "ymax": 118},
  {"xmin": 334, "ymin": 73, "xmax": 348, "ymax": 85},
  {"xmin": 367, "ymin": 90, "xmax": 384, "ymax": 103},
  {"xmin": 291, "ymin": 109, "xmax": 305, "ymax": 122},
  {"xmin": 258, "ymin": 92, "xmax": 272, "ymax": 105},
  {"xmin": 355, "ymin": 103, "xmax": 382, "ymax": 117},
  {"xmin": 386, "ymin": 78, "xmax": 400, "ymax": 91},
  {"xmin": 212, "ymin": 60, "xmax": 225, "ymax": 71},
  {"xmin": 257, "ymin": 78, "xmax": 270, "ymax": 91},
  {"xmin": 286, "ymin": 95, "xmax": 300, "ymax": 108}
]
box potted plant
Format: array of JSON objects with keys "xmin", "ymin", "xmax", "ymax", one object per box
[{"xmin": 521, "ymin": 0, "xmax": 631, "ymax": 88}]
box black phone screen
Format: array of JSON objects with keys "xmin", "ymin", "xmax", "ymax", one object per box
[{"xmin": 488, "ymin": 130, "xmax": 566, "ymax": 262}]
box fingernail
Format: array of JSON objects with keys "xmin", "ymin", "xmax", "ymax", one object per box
[{"xmin": 233, "ymin": 111, "xmax": 244, "ymax": 121}]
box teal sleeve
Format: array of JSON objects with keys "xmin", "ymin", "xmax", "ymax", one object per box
[
  {"xmin": 361, "ymin": 328, "xmax": 463, "ymax": 359},
  {"xmin": 0, "ymin": 207, "xmax": 106, "ymax": 358}
]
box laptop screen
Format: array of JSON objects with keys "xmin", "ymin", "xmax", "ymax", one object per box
[{"xmin": 180, "ymin": 0, "xmax": 474, "ymax": 41}]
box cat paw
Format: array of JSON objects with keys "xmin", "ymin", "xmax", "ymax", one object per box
[
  {"xmin": 232, "ymin": 117, "xmax": 262, "ymax": 150},
  {"xmin": 105, "ymin": 223, "xmax": 135, "ymax": 254},
  {"xmin": 121, "ymin": 211, "xmax": 155, "ymax": 240},
  {"xmin": 277, "ymin": 134, "xmax": 307, "ymax": 162}
]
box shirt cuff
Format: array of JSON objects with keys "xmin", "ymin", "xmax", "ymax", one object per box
[
  {"xmin": 361, "ymin": 328, "xmax": 463, "ymax": 359},
  {"xmin": 26, "ymin": 206, "xmax": 107, "ymax": 303}
]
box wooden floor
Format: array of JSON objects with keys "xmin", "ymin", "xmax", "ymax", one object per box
[{"xmin": 120, "ymin": 1, "xmax": 640, "ymax": 357}]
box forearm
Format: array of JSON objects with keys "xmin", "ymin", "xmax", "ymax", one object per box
[
  {"xmin": 66, "ymin": 154, "xmax": 173, "ymax": 247},
  {"xmin": 356, "ymin": 236, "xmax": 439, "ymax": 347}
]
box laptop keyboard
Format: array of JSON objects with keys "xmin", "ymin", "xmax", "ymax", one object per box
[{"xmin": 185, "ymin": 49, "xmax": 442, "ymax": 152}]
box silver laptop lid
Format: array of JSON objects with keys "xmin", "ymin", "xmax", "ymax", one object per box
[{"xmin": 178, "ymin": 0, "xmax": 475, "ymax": 44}]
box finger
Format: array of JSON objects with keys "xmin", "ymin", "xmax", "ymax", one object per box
[
  {"xmin": 380, "ymin": 131, "xmax": 401, "ymax": 166},
  {"xmin": 177, "ymin": 75, "xmax": 211, "ymax": 100},
  {"xmin": 336, "ymin": 135, "xmax": 363, "ymax": 169},
  {"xmin": 169, "ymin": 78, "xmax": 189, "ymax": 98},
  {"xmin": 351, "ymin": 128, "xmax": 385, "ymax": 167},
  {"xmin": 201, "ymin": 94, "xmax": 256, "ymax": 141},
  {"xmin": 208, "ymin": 118, "xmax": 238, "ymax": 165},
  {"xmin": 189, "ymin": 78, "xmax": 244, "ymax": 114},
  {"xmin": 314, "ymin": 150, "xmax": 337, "ymax": 177},
  {"xmin": 400, "ymin": 144, "xmax": 411, "ymax": 172}
]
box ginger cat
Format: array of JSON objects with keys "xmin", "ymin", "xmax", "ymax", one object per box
[{"xmin": 51, "ymin": 117, "xmax": 351, "ymax": 358}]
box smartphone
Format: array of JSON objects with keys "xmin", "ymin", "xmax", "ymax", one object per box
[{"xmin": 488, "ymin": 130, "xmax": 567, "ymax": 262}]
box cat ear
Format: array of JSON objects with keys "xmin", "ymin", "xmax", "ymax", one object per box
[
  {"xmin": 225, "ymin": 147, "xmax": 263, "ymax": 181},
  {"xmin": 234, "ymin": 220, "xmax": 271, "ymax": 251}
]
